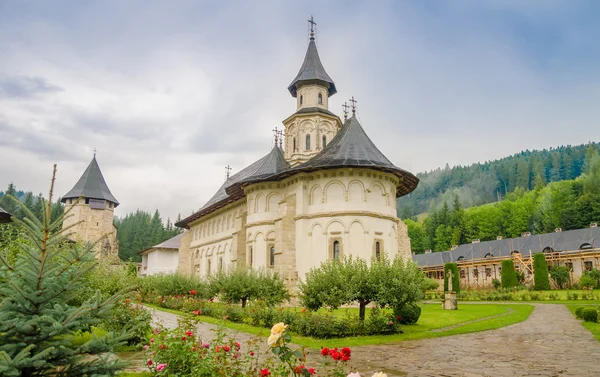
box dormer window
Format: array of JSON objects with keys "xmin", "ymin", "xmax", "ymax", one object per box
[
  {"xmin": 306, "ymin": 134, "xmax": 311, "ymax": 150},
  {"xmin": 318, "ymin": 93, "xmax": 323, "ymax": 104}
]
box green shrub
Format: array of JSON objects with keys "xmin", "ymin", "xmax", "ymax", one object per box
[
  {"xmin": 582, "ymin": 308, "xmax": 598, "ymax": 323},
  {"xmin": 138, "ymin": 273, "xmax": 214, "ymax": 299},
  {"xmin": 575, "ymin": 306, "xmax": 586, "ymax": 319},
  {"xmin": 549, "ymin": 266, "xmax": 570, "ymax": 289},
  {"xmin": 394, "ymin": 303, "xmax": 421, "ymax": 325},
  {"xmin": 443, "ymin": 263, "xmax": 460, "ymax": 293},
  {"xmin": 492, "ymin": 279, "xmax": 501, "ymax": 289},
  {"xmin": 99, "ymin": 298, "xmax": 152, "ymax": 345},
  {"xmin": 421, "ymin": 278, "xmax": 439, "ymax": 291},
  {"xmin": 580, "ymin": 275, "xmax": 596, "ymax": 289},
  {"xmin": 211, "ymin": 267, "xmax": 290, "ymax": 308},
  {"xmin": 533, "ymin": 253, "xmax": 550, "ymax": 290},
  {"xmin": 501, "ymin": 260, "xmax": 518, "ymax": 288}
]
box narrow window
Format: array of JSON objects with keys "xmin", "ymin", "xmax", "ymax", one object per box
[
  {"xmin": 585, "ymin": 261, "xmax": 593, "ymax": 271},
  {"xmin": 293, "ymin": 138, "xmax": 297, "ymax": 151},
  {"xmin": 333, "ymin": 240, "xmax": 340, "ymax": 261},
  {"xmin": 270, "ymin": 246, "xmax": 275, "ymax": 266},
  {"xmin": 219, "ymin": 257, "xmax": 223, "ymax": 272},
  {"xmin": 300, "ymin": 95, "xmax": 303, "ymax": 105},
  {"xmin": 375, "ymin": 241, "xmax": 381, "ymax": 261},
  {"xmin": 306, "ymin": 134, "xmax": 311, "ymax": 150},
  {"xmin": 318, "ymin": 93, "xmax": 323, "ymax": 104},
  {"xmin": 322, "ymin": 135, "xmax": 327, "ymax": 148},
  {"xmin": 207, "ymin": 259, "xmax": 211, "ymax": 275},
  {"xmin": 249, "ymin": 247, "xmax": 253, "ymax": 267}
]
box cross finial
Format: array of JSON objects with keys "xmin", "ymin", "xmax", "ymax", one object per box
[
  {"xmin": 342, "ymin": 102, "xmax": 350, "ymax": 121},
  {"xmin": 307, "ymin": 15, "xmax": 317, "ymax": 38},
  {"xmin": 277, "ymin": 130, "xmax": 284, "ymax": 148},
  {"xmin": 272, "ymin": 126, "xmax": 280, "ymax": 145},
  {"xmin": 93, "ymin": 148, "xmax": 97, "ymax": 157},
  {"xmin": 349, "ymin": 96, "xmax": 357, "ymax": 115},
  {"xmin": 225, "ymin": 165, "xmax": 232, "ymax": 180}
]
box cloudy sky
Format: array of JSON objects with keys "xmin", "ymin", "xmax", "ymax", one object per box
[{"xmin": 1, "ymin": 1, "xmax": 599, "ymax": 221}]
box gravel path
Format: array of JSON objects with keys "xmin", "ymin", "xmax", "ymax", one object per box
[{"xmin": 144, "ymin": 304, "xmax": 600, "ymax": 377}]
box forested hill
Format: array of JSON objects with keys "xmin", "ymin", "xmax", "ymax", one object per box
[{"xmin": 397, "ymin": 142, "xmax": 599, "ymax": 218}]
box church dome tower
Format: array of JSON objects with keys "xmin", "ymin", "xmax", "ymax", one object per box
[
  {"xmin": 61, "ymin": 155, "xmax": 119, "ymax": 255},
  {"xmin": 283, "ymin": 17, "xmax": 342, "ymax": 166}
]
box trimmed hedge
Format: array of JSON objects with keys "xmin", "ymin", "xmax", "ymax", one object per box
[
  {"xmin": 444, "ymin": 263, "xmax": 460, "ymax": 293},
  {"xmin": 582, "ymin": 308, "xmax": 598, "ymax": 323},
  {"xmin": 575, "ymin": 306, "xmax": 585, "ymax": 319},
  {"xmin": 501, "ymin": 260, "xmax": 518, "ymax": 288},
  {"xmin": 394, "ymin": 303, "xmax": 421, "ymax": 325},
  {"xmin": 533, "ymin": 253, "xmax": 550, "ymax": 290}
]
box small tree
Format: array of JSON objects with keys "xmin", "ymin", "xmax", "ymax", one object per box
[
  {"xmin": 501, "ymin": 260, "xmax": 518, "ymax": 288},
  {"xmin": 298, "ymin": 260, "xmax": 349, "ymax": 311},
  {"xmin": 344, "ymin": 256, "xmax": 378, "ymax": 321},
  {"xmin": 443, "ymin": 263, "xmax": 460, "ymax": 293},
  {"xmin": 533, "ymin": 253, "xmax": 550, "ymax": 290},
  {"xmin": 373, "ymin": 255, "xmax": 425, "ymax": 311},
  {"xmin": 0, "ymin": 166, "xmax": 130, "ymax": 376},
  {"xmin": 549, "ymin": 266, "xmax": 570, "ymax": 289},
  {"xmin": 211, "ymin": 267, "xmax": 289, "ymax": 308}
]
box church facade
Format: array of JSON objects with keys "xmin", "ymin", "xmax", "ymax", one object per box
[{"xmin": 175, "ymin": 26, "xmax": 419, "ymax": 286}]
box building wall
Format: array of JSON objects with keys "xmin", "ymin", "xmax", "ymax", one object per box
[
  {"xmin": 140, "ymin": 248, "xmax": 179, "ymax": 276},
  {"xmin": 62, "ymin": 198, "xmax": 117, "ymax": 254}
]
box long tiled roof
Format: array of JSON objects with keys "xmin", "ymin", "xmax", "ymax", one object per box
[
  {"xmin": 413, "ymin": 227, "xmax": 600, "ymax": 267},
  {"xmin": 176, "ymin": 146, "xmax": 289, "ymax": 228},
  {"xmin": 288, "ymin": 37, "xmax": 336, "ymax": 98},
  {"xmin": 0, "ymin": 205, "xmax": 12, "ymax": 223},
  {"xmin": 61, "ymin": 157, "xmax": 119, "ymax": 206}
]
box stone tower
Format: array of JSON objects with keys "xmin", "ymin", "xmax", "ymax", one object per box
[
  {"xmin": 61, "ymin": 156, "xmax": 119, "ymax": 254},
  {"xmin": 283, "ymin": 28, "xmax": 342, "ymax": 166}
]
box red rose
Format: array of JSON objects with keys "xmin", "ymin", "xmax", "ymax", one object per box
[
  {"xmin": 185, "ymin": 331, "xmax": 193, "ymax": 337},
  {"xmin": 190, "ymin": 290, "xmax": 197, "ymax": 295},
  {"xmin": 341, "ymin": 347, "xmax": 351, "ymax": 356},
  {"xmin": 216, "ymin": 346, "xmax": 222, "ymax": 352},
  {"xmin": 235, "ymin": 342, "xmax": 241, "ymax": 349},
  {"xmin": 342, "ymin": 354, "xmax": 350, "ymax": 361},
  {"xmin": 321, "ymin": 347, "xmax": 329, "ymax": 356},
  {"xmin": 181, "ymin": 336, "xmax": 186, "ymax": 341},
  {"xmin": 223, "ymin": 345, "xmax": 230, "ymax": 352},
  {"xmin": 331, "ymin": 351, "xmax": 342, "ymax": 361},
  {"xmin": 147, "ymin": 359, "xmax": 153, "ymax": 366},
  {"xmin": 250, "ymin": 351, "xmax": 255, "ymax": 356},
  {"xmin": 396, "ymin": 315, "xmax": 402, "ymax": 321},
  {"xmin": 260, "ymin": 369, "xmax": 271, "ymax": 376},
  {"xmin": 294, "ymin": 365, "xmax": 305, "ymax": 373},
  {"xmin": 308, "ymin": 368, "xmax": 316, "ymax": 375}
]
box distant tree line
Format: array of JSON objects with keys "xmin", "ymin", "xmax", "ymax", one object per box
[
  {"xmin": 406, "ymin": 146, "xmax": 600, "ymax": 253},
  {"xmin": 115, "ymin": 210, "xmax": 182, "ymax": 262},
  {"xmin": 398, "ymin": 142, "xmax": 599, "ymax": 218},
  {"xmin": 0, "ymin": 184, "xmax": 64, "ymax": 224}
]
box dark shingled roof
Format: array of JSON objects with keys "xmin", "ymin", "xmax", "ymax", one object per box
[
  {"xmin": 138, "ymin": 232, "xmax": 184, "ymax": 255},
  {"xmin": 253, "ymin": 115, "xmax": 419, "ymax": 197},
  {"xmin": 291, "ymin": 106, "xmax": 339, "ymax": 119},
  {"xmin": 0, "ymin": 205, "xmax": 12, "ymax": 223},
  {"xmin": 288, "ymin": 37, "xmax": 337, "ymax": 98},
  {"xmin": 61, "ymin": 157, "xmax": 119, "ymax": 206},
  {"xmin": 176, "ymin": 146, "xmax": 290, "ymax": 228},
  {"xmin": 413, "ymin": 227, "xmax": 600, "ymax": 267}
]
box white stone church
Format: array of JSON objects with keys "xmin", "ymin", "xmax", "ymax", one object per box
[{"xmin": 174, "ymin": 23, "xmax": 419, "ymax": 285}]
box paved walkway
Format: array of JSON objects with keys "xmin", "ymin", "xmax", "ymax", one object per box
[{"xmin": 145, "ymin": 304, "xmax": 600, "ymax": 376}]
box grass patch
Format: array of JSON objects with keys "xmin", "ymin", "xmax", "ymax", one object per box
[
  {"xmin": 146, "ymin": 303, "xmax": 533, "ymax": 349},
  {"xmin": 566, "ymin": 304, "xmax": 600, "ymax": 342}
]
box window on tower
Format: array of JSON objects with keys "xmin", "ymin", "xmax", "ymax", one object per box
[
  {"xmin": 300, "ymin": 95, "xmax": 303, "ymax": 105},
  {"xmin": 306, "ymin": 134, "xmax": 311, "ymax": 150},
  {"xmin": 293, "ymin": 138, "xmax": 297, "ymax": 151},
  {"xmin": 318, "ymin": 93, "xmax": 323, "ymax": 104},
  {"xmin": 322, "ymin": 135, "xmax": 327, "ymax": 148},
  {"xmin": 375, "ymin": 241, "xmax": 381, "ymax": 261}
]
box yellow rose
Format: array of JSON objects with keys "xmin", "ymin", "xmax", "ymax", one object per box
[
  {"xmin": 270, "ymin": 322, "xmax": 288, "ymax": 336},
  {"xmin": 371, "ymin": 373, "xmax": 387, "ymax": 377},
  {"xmin": 268, "ymin": 333, "xmax": 282, "ymax": 347}
]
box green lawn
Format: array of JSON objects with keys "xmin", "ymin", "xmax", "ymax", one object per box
[
  {"xmin": 146, "ymin": 303, "xmax": 534, "ymax": 349},
  {"xmin": 565, "ymin": 304, "xmax": 600, "ymax": 342}
]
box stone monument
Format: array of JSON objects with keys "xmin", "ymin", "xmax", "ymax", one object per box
[{"xmin": 442, "ymin": 269, "xmax": 458, "ymax": 310}]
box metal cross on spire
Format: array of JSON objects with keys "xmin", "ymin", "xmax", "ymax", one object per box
[
  {"xmin": 93, "ymin": 148, "xmax": 97, "ymax": 157},
  {"xmin": 349, "ymin": 96, "xmax": 357, "ymax": 115},
  {"xmin": 277, "ymin": 130, "xmax": 284, "ymax": 148},
  {"xmin": 225, "ymin": 165, "xmax": 232, "ymax": 180},
  {"xmin": 272, "ymin": 126, "xmax": 280, "ymax": 145},
  {"xmin": 342, "ymin": 102, "xmax": 350, "ymax": 121},
  {"xmin": 307, "ymin": 15, "xmax": 317, "ymax": 38}
]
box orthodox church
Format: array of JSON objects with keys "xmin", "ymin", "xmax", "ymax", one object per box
[{"xmin": 174, "ymin": 21, "xmax": 419, "ymax": 286}]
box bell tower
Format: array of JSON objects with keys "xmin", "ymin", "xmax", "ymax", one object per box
[
  {"xmin": 283, "ymin": 16, "xmax": 342, "ymax": 166},
  {"xmin": 61, "ymin": 154, "xmax": 119, "ymax": 255}
]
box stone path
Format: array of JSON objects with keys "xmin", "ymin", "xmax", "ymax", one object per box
[{"xmin": 144, "ymin": 304, "xmax": 600, "ymax": 377}]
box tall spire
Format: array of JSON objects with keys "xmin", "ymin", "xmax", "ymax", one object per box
[
  {"xmin": 61, "ymin": 156, "xmax": 119, "ymax": 206},
  {"xmin": 287, "ymin": 16, "xmax": 337, "ymax": 98}
]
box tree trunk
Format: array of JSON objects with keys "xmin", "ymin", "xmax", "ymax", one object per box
[
  {"xmin": 242, "ymin": 297, "xmax": 247, "ymax": 308},
  {"xmin": 359, "ymin": 301, "xmax": 367, "ymax": 321}
]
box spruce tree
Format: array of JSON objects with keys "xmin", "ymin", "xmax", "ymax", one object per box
[{"xmin": 0, "ymin": 166, "xmax": 129, "ymax": 376}]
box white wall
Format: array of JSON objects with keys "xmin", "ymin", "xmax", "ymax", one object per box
[{"xmin": 141, "ymin": 248, "xmax": 179, "ymax": 276}]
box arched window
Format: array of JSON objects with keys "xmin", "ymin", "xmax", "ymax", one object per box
[
  {"xmin": 270, "ymin": 246, "xmax": 275, "ymax": 266},
  {"xmin": 333, "ymin": 240, "xmax": 340, "ymax": 261},
  {"xmin": 484, "ymin": 253, "xmax": 492, "ymax": 258},
  {"xmin": 249, "ymin": 247, "xmax": 253, "ymax": 267},
  {"xmin": 375, "ymin": 241, "xmax": 381, "ymax": 261},
  {"xmin": 293, "ymin": 138, "xmax": 297, "ymax": 151},
  {"xmin": 580, "ymin": 243, "xmax": 593, "ymax": 250},
  {"xmin": 543, "ymin": 247, "xmax": 554, "ymax": 253},
  {"xmin": 318, "ymin": 93, "xmax": 323, "ymax": 104},
  {"xmin": 457, "ymin": 256, "xmax": 465, "ymax": 261},
  {"xmin": 207, "ymin": 259, "xmax": 211, "ymax": 275},
  {"xmin": 322, "ymin": 135, "xmax": 327, "ymax": 148},
  {"xmin": 300, "ymin": 95, "xmax": 303, "ymax": 105},
  {"xmin": 306, "ymin": 134, "xmax": 311, "ymax": 150}
]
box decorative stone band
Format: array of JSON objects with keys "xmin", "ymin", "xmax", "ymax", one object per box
[
  {"xmin": 190, "ymin": 234, "xmax": 234, "ymax": 248},
  {"xmin": 294, "ymin": 210, "xmax": 400, "ymax": 223}
]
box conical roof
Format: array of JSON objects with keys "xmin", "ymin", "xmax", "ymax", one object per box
[
  {"xmin": 61, "ymin": 157, "xmax": 119, "ymax": 206},
  {"xmin": 288, "ymin": 37, "xmax": 337, "ymax": 98},
  {"xmin": 176, "ymin": 146, "xmax": 290, "ymax": 228}
]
